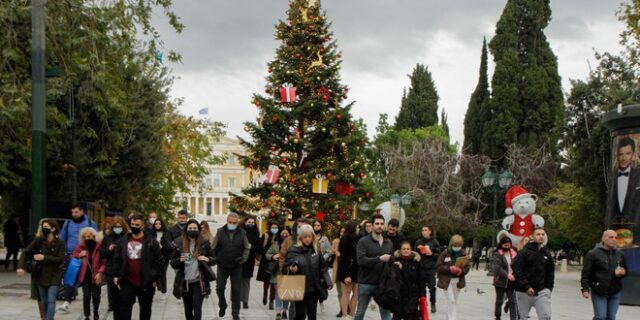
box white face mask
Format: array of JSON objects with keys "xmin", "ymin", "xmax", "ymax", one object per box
[
  {"xmin": 149, "ymin": 218, "xmax": 156, "ymax": 225},
  {"xmin": 452, "ymin": 246, "xmax": 462, "ymax": 252}
]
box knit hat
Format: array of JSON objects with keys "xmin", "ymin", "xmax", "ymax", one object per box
[{"xmin": 504, "ymin": 185, "xmax": 531, "ymax": 215}]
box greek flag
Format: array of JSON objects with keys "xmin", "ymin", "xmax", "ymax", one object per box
[{"xmin": 198, "ymin": 107, "xmax": 209, "ymax": 115}]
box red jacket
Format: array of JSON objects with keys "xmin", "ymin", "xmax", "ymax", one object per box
[{"xmin": 71, "ymin": 241, "xmax": 106, "ymax": 287}]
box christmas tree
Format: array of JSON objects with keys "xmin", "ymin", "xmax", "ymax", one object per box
[{"xmin": 233, "ymin": 0, "xmax": 371, "ymax": 222}]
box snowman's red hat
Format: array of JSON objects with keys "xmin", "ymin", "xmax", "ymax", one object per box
[{"xmin": 505, "ymin": 185, "xmax": 531, "ymax": 215}]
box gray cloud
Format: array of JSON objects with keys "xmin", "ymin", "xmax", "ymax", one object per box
[{"xmin": 152, "ymin": 0, "xmax": 625, "ymax": 145}]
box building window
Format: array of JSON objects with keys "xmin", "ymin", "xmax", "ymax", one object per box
[
  {"xmin": 206, "ymin": 198, "xmax": 212, "ymax": 216},
  {"xmin": 228, "ymin": 155, "xmax": 236, "ymax": 165},
  {"xmin": 228, "ymin": 177, "xmax": 236, "ymax": 188},
  {"xmin": 213, "ymin": 174, "xmax": 221, "ymax": 188}
]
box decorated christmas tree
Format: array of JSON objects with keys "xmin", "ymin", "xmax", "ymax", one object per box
[{"xmin": 233, "ymin": 0, "xmax": 371, "ymax": 223}]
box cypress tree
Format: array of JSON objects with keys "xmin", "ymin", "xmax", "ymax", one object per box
[
  {"xmin": 482, "ymin": 0, "xmax": 563, "ymax": 162},
  {"xmin": 463, "ymin": 38, "xmax": 490, "ymax": 155},
  {"xmin": 395, "ymin": 64, "xmax": 439, "ymax": 130}
]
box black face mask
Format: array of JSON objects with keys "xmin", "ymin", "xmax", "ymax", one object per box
[
  {"xmin": 187, "ymin": 230, "xmax": 199, "ymax": 239},
  {"xmin": 41, "ymin": 228, "xmax": 51, "ymax": 237},
  {"xmin": 130, "ymin": 226, "xmax": 142, "ymax": 235},
  {"xmin": 85, "ymin": 240, "xmax": 96, "ymax": 251}
]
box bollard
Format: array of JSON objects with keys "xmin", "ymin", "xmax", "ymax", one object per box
[
  {"xmin": 419, "ymin": 296, "xmax": 430, "ymax": 320},
  {"xmin": 561, "ymin": 258, "xmax": 568, "ymax": 272}
]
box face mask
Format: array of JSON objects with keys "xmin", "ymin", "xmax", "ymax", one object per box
[
  {"xmin": 149, "ymin": 218, "xmax": 156, "ymax": 225},
  {"xmin": 227, "ymin": 224, "xmax": 237, "ymax": 231},
  {"xmin": 85, "ymin": 239, "xmax": 96, "ymax": 248},
  {"xmin": 41, "ymin": 228, "xmax": 51, "ymax": 237},
  {"xmin": 452, "ymin": 246, "xmax": 462, "ymax": 252},
  {"xmin": 315, "ymin": 229, "xmax": 321, "ymax": 235},
  {"xmin": 270, "ymin": 228, "xmax": 279, "ymax": 235},
  {"xmin": 113, "ymin": 227, "xmax": 123, "ymax": 235},
  {"xmin": 245, "ymin": 223, "xmax": 255, "ymax": 229},
  {"xmin": 187, "ymin": 230, "xmax": 200, "ymax": 238},
  {"xmin": 130, "ymin": 226, "xmax": 142, "ymax": 235}
]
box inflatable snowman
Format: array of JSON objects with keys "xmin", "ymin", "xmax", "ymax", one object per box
[{"xmin": 497, "ymin": 185, "xmax": 545, "ymax": 245}]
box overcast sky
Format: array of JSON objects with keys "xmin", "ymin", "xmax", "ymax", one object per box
[{"xmin": 153, "ymin": 0, "xmax": 626, "ymax": 147}]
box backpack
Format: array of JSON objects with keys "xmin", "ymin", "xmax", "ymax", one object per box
[{"xmin": 372, "ymin": 262, "xmax": 401, "ymax": 312}]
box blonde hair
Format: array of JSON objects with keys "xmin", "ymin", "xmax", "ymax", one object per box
[
  {"xmin": 449, "ymin": 234, "xmax": 464, "ymax": 247},
  {"xmin": 295, "ymin": 224, "xmax": 318, "ymax": 252},
  {"xmin": 79, "ymin": 227, "xmax": 101, "ymax": 242}
]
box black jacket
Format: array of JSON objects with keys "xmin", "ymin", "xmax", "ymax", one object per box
[
  {"xmin": 115, "ymin": 233, "xmax": 163, "ymax": 289},
  {"xmin": 512, "ymin": 242, "xmax": 554, "ymax": 293},
  {"xmin": 100, "ymin": 232, "xmax": 126, "ymax": 280},
  {"xmin": 581, "ymin": 243, "xmax": 627, "ymax": 296},
  {"xmin": 286, "ymin": 244, "xmax": 332, "ymax": 294},
  {"xmin": 415, "ymin": 237, "xmax": 440, "ymax": 274},
  {"xmin": 211, "ymin": 225, "xmax": 250, "ymax": 269},
  {"xmin": 337, "ymin": 235, "xmax": 359, "ymax": 283},
  {"xmin": 393, "ymin": 252, "xmax": 423, "ymax": 316},
  {"xmin": 241, "ymin": 226, "xmax": 261, "ymax": 278},
  {"xmin": 170, "ymin": 236, "xmax": 216, "ymax": 297},
  {"xmin": 356, "ymin": 234, "xmax": 394, "ymax": 285},
  {"xmin": 383, "ymin": 231, "xmax": 404, "ymax": 252}
]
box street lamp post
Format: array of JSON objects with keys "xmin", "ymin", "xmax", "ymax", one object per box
[{"xmin": 482, "ymin": 170, "xmax": 513, "ymax": 276}]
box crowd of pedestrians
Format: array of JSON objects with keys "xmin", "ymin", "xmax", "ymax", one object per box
[{"xmin": 9, "ymin": 204, "xmax": 631, "ymax": 320}]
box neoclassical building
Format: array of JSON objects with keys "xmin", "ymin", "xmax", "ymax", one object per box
[{"xmin": 175, "ymin": 136, "xmax": 252, "ymax": 221}]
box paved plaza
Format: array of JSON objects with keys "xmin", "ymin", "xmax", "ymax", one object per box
[{"xmin": 0, "ymin": 267, "xmax": 636, "ymax": 320}]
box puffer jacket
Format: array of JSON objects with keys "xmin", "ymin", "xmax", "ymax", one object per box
[
  {"xmin": 285, "ymin": 244, "xmax": 332, "ymax": 295},
  {"xmin": 581, "ymin": 243, "xmax": 627, "ymax": 296},
  {"xmin": 393, "ymin": 250, "xmax": 423, "ymax": 316},
  {"xmin": 512, "ymin": 242, "xmax": 554, "ymax": 293}
]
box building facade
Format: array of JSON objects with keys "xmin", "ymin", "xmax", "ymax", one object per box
[{"xmin": 175, "ymin": 137, "xmax": 252, "ymax": 222}]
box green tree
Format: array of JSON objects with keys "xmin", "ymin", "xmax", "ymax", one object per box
[
  {"xmin": 463, "ymin": 38, "xmax": 490, "ymax": 155},
  {"xmin": 482, "ymin": 0, "xmax": 563, "ymax": 164},
  {"xmin": 235, "ymin": 0, "xmax": 370, "ymax": 221},
  {"xmin": 395, "ymin": 64, "xmax": 440, "ymax": 130},
  {"xmin": 0, "ymin": 0, "xmax": 222, "ymax": 221}
]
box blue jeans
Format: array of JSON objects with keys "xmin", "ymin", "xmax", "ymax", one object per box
[
  {"xmin": 274, "ymin": 284, "xmax": 289, "ymax": 311},
  {"xmin": 354, "ymin": 283, "xmax": 391, "ymax": 320},
  {"xmin": 591, "ymin": 291, "xmax": 621, "ymax": 320},
  {"xmin": 38, "ymin": 285, "xmax": 58, "ymax": 320}
]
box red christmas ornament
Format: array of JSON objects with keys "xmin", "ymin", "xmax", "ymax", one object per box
[
  {"xmin": 271, "ymin": 145, "xmax": 277, "ymax": 151},
  {"xmin": 315, "ymin": 211, "xmax": 326, "ymax": 222},
  {"xmin": 319, "ymin": 48, "xmax": 325, "ymax": 54},
  {"xmin": 326, "ymin": 172, "xmax": 333, "ymax": 179},
  {"xmin": 295, "ymin": 53, "xmax": 301, "ymax": 59},
  {"xmin": 336, "ymin": 114, "xmax": 343, "ymax": 120},
  {"xmin": 334, "ymin": 180, "xmax": 354, "ymax": 196},
  {"xmin": 317, "ymin": 86, "xmax": 330, "ymax": 101},
  {"xmin": 303, "ymin": 79, "xmax": 309, "ymax": 85},
  {"xmin": 271, "ymin": 115, "xmax": 280, "ymax": 123},
  {"xmin": 255, "ymin": 101, "xmax": 261, "ymax": 107},
  {"xmin": 282, "ymin": 157, "xmax": 289, "ymax": 164},
  {"xmin": 268, "ymin": 67, "xmax": 272, "ymax": 73},
  {"xmin": 289, "ymin": 199, "xmax": 296, "ymax": 205},
  {"xmin": 290, "ymin": 178, "xmax": 296, "ymax": 184},
  {"xmin": 270, "ymin": 211, "xmax": 277, "ymax": 217},
  {"xmin": 365, "ymin": 192, "xmax": 372, "ymax": 199},
  {"xmin": 338, "ymin": 209, "xmax": 345, "ymax": 220},
  {"xmin": 270, "ymin": 191, "xmax": 276, "ymax": 197},
  {"xmin": 359, "ymin": 172, "xmax": 366, "ymax": 179}
]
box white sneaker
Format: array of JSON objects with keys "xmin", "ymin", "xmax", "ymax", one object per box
[
  {"xmin": 320, "ymin": 302, "xmax": 325, "ymax": 314},
  {"xmin": 57, "ymin": 301, "xmax": 71, "ymax": 313},
  {"xmin": 176, "ymin": 298, "xmax": 182, "ymax": 305}
]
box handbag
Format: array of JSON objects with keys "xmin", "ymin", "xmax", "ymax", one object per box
[
  {"xmin": 277, "ymin": 273, "xmax": 306, "ymax": 302},
  {"xmin": 199, "ymin": 260, "xmax": 217, "ymax": 282},
  {"xmin": 63, "ymin": 257, "xmax": 82, "ymax": 287},
  {"xmin": 26, "ymin": 258, "xmax": 42, "ymax": 275},
  {"xmin": 264, "ymin": 260, "xmax": 279, "ymax": 275}
]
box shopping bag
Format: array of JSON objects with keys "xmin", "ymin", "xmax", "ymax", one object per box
[
  {"xmin": 276, "ymin": 274, "xmax": 306, "ymax": 302},
  {"xmin": 62, "ymin": 257, "xmax": 82, "ymax": 287},
  {"xmin": 419, "ymin": 296, "xmax": 430, "ymax": 320}
]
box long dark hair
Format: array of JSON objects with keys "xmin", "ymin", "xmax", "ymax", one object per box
[
  {"xmin": 342, "ymin": 221, "xmax": 358, "ymax": 239},
  {"xmin": 181, "ymin": 219, "xmax": 201, "ymax": 256},
  {"xmin": 275, "ymin": 226, "xmax": 292, "ymax": 245},
  {"xmin": 153, "ymin": 218, "xmax": 166, "ymax": 232}
]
